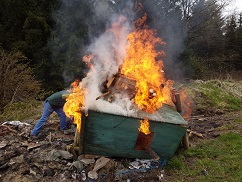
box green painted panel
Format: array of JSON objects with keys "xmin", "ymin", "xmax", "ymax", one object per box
[
  {"xmin": 91, "ymin": 104, "xmax": 188, "ymax": 125},
  {"xmin": 83, "ymin": 110, "xmax": 186, "ymax": 159}
]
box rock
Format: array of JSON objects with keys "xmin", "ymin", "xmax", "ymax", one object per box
[
  {"xmin": 88, "ymin": 157, "xmax": 110, "ymax": 180},
  {"xmin": 46, "ymin": 150, "xmax": 73, "ymax": 161},
  {"xmin": 0, "ymin": 140, "xmax": 8, "ymax": 149}
]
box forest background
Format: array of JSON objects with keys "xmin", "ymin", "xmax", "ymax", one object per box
[{"xmin": 0, "ymin": 0, "xmax": 242, "ymax": 110}]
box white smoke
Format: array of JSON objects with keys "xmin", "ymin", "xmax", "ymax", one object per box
[{"xmin": 82, "ymin": 13, "xmax": 134, "ymax": 112}]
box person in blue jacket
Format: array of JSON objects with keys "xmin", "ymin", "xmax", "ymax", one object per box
[{"xmin": 30, "ymin": 90, "xmax": 69, "ymax": 136}]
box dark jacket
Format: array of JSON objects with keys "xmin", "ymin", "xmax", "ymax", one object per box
[{"xmin": 46, "ymin": 90, "xmax": 69, "ymax": 108}]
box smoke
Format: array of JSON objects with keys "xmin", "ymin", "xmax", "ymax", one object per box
[
  {"xmin": 80, "ymin": 0, "xmax": 135, "ymax": 110},
  {"xmin": 52, "ymin": 0, "xmax": 187, "ymax": 84},
  {"xmin": 85, "ymin": 0, "xmax": 188, "ymax": 83},
  {"xmin": 140, "ymin": 1, "xmax": 187, "ymax": 81},
  {"xmin": 51, "ymin": 0, "xmax": 135, "ymax": 83},
  {"xmin": 53, "ymin": 0, "xmax": 188, "ymax": 116},
  {"xmin": 161, "ymin": 16, "xmax": 186, "ymax": 81},
  {"xmin": 83, "ymin": 0, "xmax": 135, "ymax": 40}
]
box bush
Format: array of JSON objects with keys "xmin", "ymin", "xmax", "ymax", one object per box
[{"xmin": 0, "ymin": 48, "xmax": 41, "ymax": 112}]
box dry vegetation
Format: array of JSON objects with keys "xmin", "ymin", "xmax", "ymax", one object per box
[{"xmin": 0, "ymin": 49, "xmax": 41, "ymax": 113}]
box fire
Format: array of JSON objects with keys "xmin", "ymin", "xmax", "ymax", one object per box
[
  {"xmin": 83, "ymin": 54, "xmax": 95, "ymax": 74},
  {"xmin": 63, "ymin": 80, "xmax": 87, "ymax": 132},
  {"xmin": 63, "ymin": 14, "xmax": 181, "ymax": 134},
  {"xmin": 120, "ymin": 15, "xmax": 173, "ymax": 113},
  {"xmin": 138, "ymin": 118, "xmax": 151, "ymax": 135},
  {"xmin": 179, "ymin": 88, "xmax": 193, "ymax": 121}
]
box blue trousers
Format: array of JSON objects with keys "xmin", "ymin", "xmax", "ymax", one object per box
[{"xmin": 31, "ymin": 101, "xmax": 67, "ymax": 136}]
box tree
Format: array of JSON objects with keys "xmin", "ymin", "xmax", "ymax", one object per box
[
  {"xmin": 135, "ymin": 0, "xmax": 227, "ymax": 79},
  {"xmin": 50, "ymin": 0, "xmax": 92, "ymax": 84},
  {"xmin": 234, "ymin": 13, "xmax": 242, "ymax": 69},
  {"xmin": 224, "ymin": 14, "xmax": 240, "ymax": 69},
  {"xmin": 184, "ymin": 0, "xmax": 226, "ymax": 76},
  {"xmin": 225, "ymin": 15, "xmax": 237, "ymax": 51},
  {"xmin": 0, "ymin": 0, "xmax": 61, "ymax": 90}
]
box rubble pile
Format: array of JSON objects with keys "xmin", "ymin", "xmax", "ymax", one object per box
[{"xmin": 0, "ymin": 120, "xmax": 167, "ymax": 182}]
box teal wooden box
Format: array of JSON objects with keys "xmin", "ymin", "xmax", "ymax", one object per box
[{"xmin": 82, "ymin": 104, "xmax": 187, "ymax": 159}]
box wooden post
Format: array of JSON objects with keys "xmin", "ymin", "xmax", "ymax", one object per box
[
  {"xmin": 182, "ymin": 131, "xmax": 189, "ymax": 149},
  {"xmin": 144, "ymin": 146, "xmax": 160, "ymax": 161},
  {"xmin": 135, "ymin": 132, "xmax": 160, "ymax": 160},
  {"xmin": 79, "ymin": 113, "xmax": 86, "ymax": 154},
  {"xmin": 73, "ymin": 129, "xmax": 81, "ymax": 147},
  {"xmin": 67, "ymin": 112, "xmax": 86, "ymax": 158},
  {"xmin": 175, "ymin": 93, "xmax": 182, "ymax": 113}
]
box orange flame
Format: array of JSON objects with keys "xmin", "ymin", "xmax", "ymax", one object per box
[
  {"xmin": 120, "ymin": 15, "xmax": 173, "ymax": 113},
  {"xmin": 179, "ymin": 88, "xmax": 193, "ymax": 121},
  {"xmin": 138, "ymin": 118, "xmax": 151, "ymax": 135},
  {"xmin": 63, "ymin": 80, "xmax": 87, "ymax": 132}
]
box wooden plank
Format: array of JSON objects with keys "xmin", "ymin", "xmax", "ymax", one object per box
[{"xmin": 83, "ymin": 110, "xmax": 186, "ymax": 159}]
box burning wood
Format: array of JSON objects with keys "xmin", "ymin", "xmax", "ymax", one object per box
[
  {"xmin": 96, "ymin": 91, "xmax": 111, "ymax": 100},
  {"xmin": 106, "ymin": 75, "xmax": 115, "ymax": 88},
  {"xmin": 97, "ymin": 74, "xmax": 136, "ymax": 102},
  {"xmin": 174, "ymin": 93, "xmax": 182, "ymax": 113},
  {"xmin": 97, "ymin": 73, "xmax": 170, "ymax": 108},
  {"xmin": 112, "ymin": 74, "xmax": 136, "ymax": 94}
]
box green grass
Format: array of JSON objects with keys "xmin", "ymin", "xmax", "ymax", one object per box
[
  {"xmin": 186, "ymin": 79, "xmax": 242, "ymax": 112},
  {"xmin": 0, "ymin": 100, "xmax": 42, "ymax": 122},
  {"xmin": 234, "ymin": 118, "xmax": 242, "ymax": 123},
  {"xmin": 167, "ymin": 132, "xmax": 242, "ymax": 182}
]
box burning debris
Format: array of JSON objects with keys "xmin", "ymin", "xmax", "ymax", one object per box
[
  {"xmin": 62, "ymin": 14, "xmax": 190, "ymax": 160},
  {"xmin": 63, "ymin": 14, "xmax": 179, "ymax": 124},
  {"xmin": 96, "ymin": 74, "xmax": 136, "ymax": 102},
  {"xmin": 63, "ymin": 79, "xmax": 87, "ymax": 133}
]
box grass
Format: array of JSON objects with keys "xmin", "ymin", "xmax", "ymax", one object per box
[
  {"xmin": 167, "ymin": 79, "xmax": 242, "ymax": 181},
  {"xmin": 234, "ymin": 118, "xmax": 242, "ymax": 123},
  {"xmin": 0, "ymin": 100, "xmax": 42, "ymax": 122},
  {"xmin": 185, "ymin": 79, "xmax": 242, "ymax": 112},
  {"xmin": 167, "ymin": 132, "xmax": 242, "ymax": 182}
]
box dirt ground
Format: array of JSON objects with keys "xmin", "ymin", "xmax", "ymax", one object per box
[{"xmin": 0, "ymin": 109, "xmax": 242, "ymax": 182}]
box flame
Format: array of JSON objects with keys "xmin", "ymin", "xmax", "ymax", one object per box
[
  {"xmin": 179, "ymin": 88, "xmax": 193, "ymax": 121},
  {"xmin": 138, "ymin": 118, "xmax": 151, "ymax": 135},
  {"xmin": 120, "ymin": 15, "xmax": 173, "ymax": 113},
  {"xmin": 83, "ymin": 55, "xmax": 95, "ymax": 71},
  {"xmin": 63, "ymin": 80, "xmax": 87, "ymax": 132}
]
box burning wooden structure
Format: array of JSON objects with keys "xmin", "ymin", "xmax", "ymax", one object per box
[
  {"xmin": 67, "ymin": 74, "xmax": 187, "ymax": 160},
  {"xmin": 64, "ymin": 14, "xmax": 189, "ymax": 159}
]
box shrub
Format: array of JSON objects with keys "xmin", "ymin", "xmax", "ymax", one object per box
[{"xmin": 0, "ymin": 48, "xmax": 41, "ymax": 112}]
